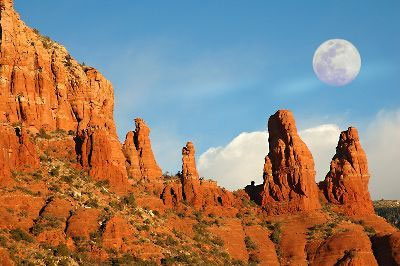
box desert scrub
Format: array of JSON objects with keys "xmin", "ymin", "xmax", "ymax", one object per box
[
  {"xmin": 10, "ymin": 228, "xmax": 34, "ymax": 243},
  {"xmin": 264, "ymin": 221, "xmax": 282, "ymax": 244},
  {"xmin": 32, "ymin": 170, "xmax": 43, "ymax": 180},
  {"xmin": 36, "ymin": 128, "xmax": 51, "ymax": 139},
  {"xmin": 53, "ymin": 243, "xmax": 70, "ymax": 257},
  {"xmin": 110, "ymin": 192, "xmax": 137, "ymax": 211},
  {"xmin": 122, "ymin": 192, "xmax": 137, "ymax": 208},
  {"xmin": 85, "ymin": 198, "xmax": 99, "ymax": 208},
  {"xmin": 244, "ymin": 236, "xmax": 257, "ymax": 251},
  {"xmin": 14, "ymin": 186, "xmax": 40, "ymax": 196},
  {"xmin": 49, "ymin": 166, "xmax": 60, "ymax": 177},
  {"xmin": 31, "ymin": 214, "xmax": 62, "ymax": 235},
  {"xmin": 248, "ymin": 253, "xmax": 261, "ymax": 265}
]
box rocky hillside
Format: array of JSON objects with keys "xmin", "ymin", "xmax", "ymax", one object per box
[{"xmin": 0, "ymin": 1, "xmax": 399, "ymax": 265}]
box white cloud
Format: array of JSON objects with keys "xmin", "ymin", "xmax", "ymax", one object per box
[
  {"xmin": 198, "ymin": 125, "xmax": 340, "ymax": 190},
  {"xmin": 364, "ymin": 109, "xmax": 400, "ymax": 200},
  {"xmin": 198, "ymin": 110, "xmax": 400, "ymax": 199},
  {"xmin": 300, "ymin": 124, "xmax": 341, "ymax": 181},
  {"xmin": 198, "ymin": 131, "xmax": 268, "ymax": 190}
]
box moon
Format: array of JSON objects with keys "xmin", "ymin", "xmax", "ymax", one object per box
[{"xmin": 313, "ymin": 39, "xmax": 361, "ymax": 86}]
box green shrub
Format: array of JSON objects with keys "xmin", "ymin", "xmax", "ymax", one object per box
[
  {"xmin": 166, "ymin": 235, "xmax": 178, "ymax": 246},
  {"xmin": 49, "ymin": 166, "xmax": 60, "ymax": 177},
  {"xmin": 37, "ymin": 128, "xmax": 51, "ymax": 139},
  {"xmin": 363, "ymin": 226, "xmax": 376, "ymax": 236},
  {"xmin": 86, "ymin": 198, "xmax": 99, "ymax": 208},
  {"xmin": 95, "ymin": 180, "xmax": 110, "ymax": 188},
  {"xmin": 269, "ymin": 223, "xmax": 282, "ymax": 244},
  {"xmin": 122, "ymin": 192, "xmax": 136, "ymax": 208},
  {"xmin": 61, "ymin": 175, "xmax": 74, "ymax": 184},
  {"xmin": 0, "ymin": 236, "xmax": 7, "ymax": 247},
  {"xmin": 53, "ymin": 243, "xmax": 70, "ymax": 257},
  {"xmin": 10, "ymin": 228, "xmax": 34, "ymax": 243},
  {"xmin": 244, "ymin": 236, "xmax": 257, "ymax": 251},
  {"xmin": 32, "ymin": 171, "xmax": 42, "ymax": 180},
  {"xmin": 68, "ymin": 130, "xmax": 76, "ymax": 136},
  {"xmin": 248, "ymin": 253, "xmax": 261, "ymax": 265}
]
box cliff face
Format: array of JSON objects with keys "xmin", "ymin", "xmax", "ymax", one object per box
[
  {"xmin": 0, "ymin": 124, "xmax": 39, "ymax": 182},
  {"xmin": 0, "ymin": 0, "xmax": 116, "ymax": 133},
  {"xmin": 260, "ymin": 110, "xmax": 321, "ymax": 214},
  {"xmin": 320, "ymin": 127, "xmax": 374, "ymax": 215},
  {"xmin": 0, "ymin": 0, "xmax": 129, "ymax": 186}
]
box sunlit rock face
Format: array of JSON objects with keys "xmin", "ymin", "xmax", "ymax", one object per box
[
  {"xmin": 320, "ymin": 127, "xmax": 375, "ymax": 216},
  {"xmin": 260, "ymin": 110, "xmax": 321, "ymax": 214}
]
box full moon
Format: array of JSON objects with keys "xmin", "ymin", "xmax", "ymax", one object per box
[{"xmin": 313, "ymin": 39, "xmax": 361, "ymax": 86}]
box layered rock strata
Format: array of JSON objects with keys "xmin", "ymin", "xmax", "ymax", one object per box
[
  {"xmin": 320, "ymin": 127, "xmax": 374, "ymax": 215},
  {"xmin": 260, "ymin": 110, "xmax": 321, "ymax": 214}
]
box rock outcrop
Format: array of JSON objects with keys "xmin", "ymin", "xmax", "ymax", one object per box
[
  {"xmin": 0, "ymin": 125, "xmax": 39, "ymax": 183},
  {"xmin": 122, "ymin": 131, "xmax": 142, "ymax": 179},
  {"xmin": 0, "ymin": 0, "xmax": 128, "ymax": 190},
  {"xmin": 161, "ymin": 180, "xmax": 183, "ymax": 208},
  {"xmin": 181, "ymin": 142, "xmax": 202, "ymax": 207},
  {"xmin": 76, "ymin": 129, "xmax": 129, "ymax": 191},
  {"xmin": 162, "ymin": 141, "xmax": 233, "ymax": 210},
  {"xmin": 260, "ymin": 110, "xmax": 321, "ymax": 214},
  {"xmin": 0, "ymin": 0, "xmax": 115, "ymax": 133},
  {"xmin": 320, "ymin": 127, "xmax": 374, "ymax": 215},
  {"xmin": 133, "ymin": 118, "xmax": 162, "ymax": 180},
  {"xmin": 310, "ymin": 227, "xmax": 378, "ymax": 266}
]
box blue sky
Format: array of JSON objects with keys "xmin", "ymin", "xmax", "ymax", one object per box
[{"xmin": 16, "ymin": 1, "xmax": 400, "ymax": 197}]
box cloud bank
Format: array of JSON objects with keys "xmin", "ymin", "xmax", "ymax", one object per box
[
  {"xmin": 198, "ymin": 124, "xmax": 340, "ymax": 190},
  {"xmin": 198, "ymin": 110, "xmax": 400, "ymax": 199}
]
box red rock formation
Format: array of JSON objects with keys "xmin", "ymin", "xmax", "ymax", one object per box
[
  {"xmin": 260, "ymin": 110, "xmax": 321, "ymax": 214},
  {"xmin": 244, "ymin": 225, "xmax": 280, "ymax": 265},
  {"xmin": 76, "ymin": 129, "xmax": 129, "ymax": 191},
  {"xmin": 0, "ymin": 0, "xmax": 116, "ymax": 133},
  {"xmin": 102, "ymin": 216, "xmax": 137, "ymax": 251},
  {"xmin": 0, "ymin": 193, "xmax": 45, "ymax": 230},
  {"xmin": 66, "ymin": 208, "xmax": 101, "ymax": 239},
  {"xmin": 41, "ymin": 197, "xmax": 73, "ymax": 221},
  {"xmin": 181, "ymin": 142, "xmax": 202, "ymax": 207},
  {"xmin": 320, "ymin": 127, "xmax": 374, "ymax": 215},
  {"xmin": 122, "ymin": 131, "xmax": 141, "ymax": 179},
  {"xmin": 0, "ymin": 125, "xmax": 39, "ymax": 183},
  {"xmin": 133, "ymin": 118, "xmax": 162, "ymax": 180},
  {"xmin": 0, "ymin": 0, "xmax": 128, "ymax": 190},
  {"xmin": 161, "ymin": 141, "xmax": 234, "ymax": 210},
  {"xmin": 309, "ymin": 227, "xmax": 378, "ymax": 266},
  {"xmin": 201, "ymin": 180, "xmax": 234, "ymax": 207},
  {"xmin": 161, "ymin": 180, "xmax": 183, "ymax": 208}
]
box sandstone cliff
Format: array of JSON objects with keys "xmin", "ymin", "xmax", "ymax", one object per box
[
  {"xmin": 320, "ymin": 127, "xmax": 375, "ymax": 215},
  {"xmin": 0, "ymin": 0, "xmax": 129, "ymax": 187},
  {"xmin": 260, "ymin": 110, "xmax": 321, "ymax": 214}
]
